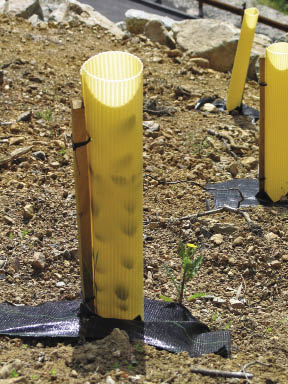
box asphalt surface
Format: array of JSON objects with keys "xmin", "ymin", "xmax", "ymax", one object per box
[{"xmin": 80, "ymin": 0, "xmax": 185, "ymax": 22}]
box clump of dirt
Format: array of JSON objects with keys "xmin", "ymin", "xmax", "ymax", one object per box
[{"xmin": 0, "ymin": 13, "xmax": 288, "ymax": 384}]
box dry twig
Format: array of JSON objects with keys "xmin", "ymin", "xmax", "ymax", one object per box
[{"xmin": 190, "ymin": 367, "xmax": 253, "ymax": 379}]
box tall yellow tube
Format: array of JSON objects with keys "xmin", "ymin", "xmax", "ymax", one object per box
[
  {"xmin": 226, "ymin": 8, "xmax": 259, "ymax": 111},
  {"xmin": 81, "ymin": 51, "xmax": 143, "ymax": 320},
  {"xmin": 265, "ymin": 43, "xmax": 288, "ymax": 202}
]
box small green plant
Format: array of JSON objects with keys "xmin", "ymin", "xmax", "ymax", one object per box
[
  {"xmin": 22, "ymin": 229, "xmax": 28, "ymax": 239},
  {"xmin": 225, "ymin": 320, "xmax": 233, "ymax": 330},
  {"xmin": 35, "ymin": 109, "xmax": 53, "ymax": 121},
  {"xmin": 188, "ymin": 292, "xmax": 209, "ymax": 301},
  {"xmin": 211, "ymin": 312, "xmax": 219, "ymax": 322},
  {"xmin": 23, "ymin": 344, "xmax": 28, "ymax": 349},
  {"xmin": 134, "ymin": 343, "xmax": 144, "ymax": 353},
  {"xmin": 11, "ymin": 369, "xmax": 19, "ymax": 378},
  {"xmin": 9, "ymin": 232, "xmax": 13, "ymax": 239},
  {"xmin": 113, "ymin": 362, "xmax": 119, "ymax": 369},
  {"xmin": 267, "ymin": 327, "xmax": 272, "ymax": 333},
  {"xmin": 128, "ymin": 363, "xmax": 133, "ymax": 371},
  {"xmin": 59, "ymin": 148, "xmax": 66, "ymax": 156},
  {"xmin": 50, "ymin": 369, "xmax": 57, "ymax": 376},
  {"xmin": 31, "ymin": 375, "xmax": 40, "ymax": 381},
  {"xmin": 160, "ymin": 242, "xmax": 203, "ymax": 304}
]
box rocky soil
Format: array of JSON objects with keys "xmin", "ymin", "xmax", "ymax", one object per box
[{"xmin": 0, "ymin": 11, "xmax": 288, "ymax": 384}]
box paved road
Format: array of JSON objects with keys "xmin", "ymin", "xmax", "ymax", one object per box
[{"xmin": 80, "ymin": 0, "xmax": 185, "ymax": 22}]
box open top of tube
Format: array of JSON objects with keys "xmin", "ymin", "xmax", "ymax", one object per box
[
  {"xmin": 80, "ymin": 51, "xmax": 143, "ymax": 83},
  {"xmin": 243, "ymin": 7, "xmax": 259, "ymax": 29}
]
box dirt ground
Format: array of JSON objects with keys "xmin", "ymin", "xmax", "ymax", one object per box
[{"xmin": 0, "ymin": 14, "xmax": 288, "ymax": 384}]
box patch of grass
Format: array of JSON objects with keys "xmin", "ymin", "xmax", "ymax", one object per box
[
  {"xmin": 224, "ymin": 320, "xmax": 233, "ymax": 330},
  {"xmin": 50, "ymin": 369, "xmax": 57, "ymax": 376},
  {"xmin": 59, "ymin": 148, "xmax": 66, "ymax": 156},
  {"xmin": 161, "ymin": 242, "xmax": 203, "ymax": 304},
  {"xmin": 211, "ymin": 312, "xmax": 219, "ymax": 322},
  {"xmin": 35, "ymin": 109, "xmax": 53, "ymax": 121},
  {"xmin": 22, "ymin": 229, "xmax": 28, "ymax": 239},
  {"xmin": 11, "ymin": 369, "xmax": 19, "ymax": 378},
  {"xmin": 188, "ymin": 292, "xmax": 209, "ymax": 301},
  {"xmin": 258, "ymin": 0, "xmax": 288, "ymax": 14}
]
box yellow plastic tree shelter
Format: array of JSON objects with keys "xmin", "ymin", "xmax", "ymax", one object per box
[
  {"xmin": 264, "ymin": 43, "xmax": 288, "ymax": 202},
  {"xmin": 226, "ymin": 7, "xmax": 259, "ymax": 111},
  {"xmin": 81, "ymin": 51, "xmax": 143, "ymax": 320}
]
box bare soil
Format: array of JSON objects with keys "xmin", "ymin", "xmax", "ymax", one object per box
[{"xmin": 0, "ymin": 14, "xmax": 288, "ymax": 384}]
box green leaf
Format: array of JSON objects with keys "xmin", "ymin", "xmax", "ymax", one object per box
[
  {"xmin": 160, "ymin": 295, "xmax": 174, "ymax": 303},
  {"xmin": 177, "ymin": 241, "xmax": 185, "ymax": 261},
  {"xmin": 188, "ymin": 292, "xmax": 208, "ymax": 301}
]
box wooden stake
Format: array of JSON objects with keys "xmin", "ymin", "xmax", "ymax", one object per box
[
  {"xmin": 71, "ymin": 98, "xmax": 94, "ymax": 312},
  {"xmin": 259, "ymin": 56, "xmax": 265, "ymax": 193}
]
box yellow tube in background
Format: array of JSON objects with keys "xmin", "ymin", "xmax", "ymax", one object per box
[
  {"xmin": 265, "ymin": 43, "xmax": 288, "ymax": 202},
  {"xmin": 81, "ymin": 51, "xmax": 143, "ymax": 320},
  {"xmin": 226, "ymin": 8, "xmax": 259, "ymax": 111}
]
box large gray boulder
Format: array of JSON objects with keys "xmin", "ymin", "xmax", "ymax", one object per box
[
  {"xmin": 49, "ymin": 0, "xmax": 124, "ymax": 38},
  {"xmin": 172, "ymin": 18, "xmax": 271, "ymax": 74},
  {"xmin": 125, "ymin": 9, "xmax": 175, "ymax": 34},
  {"xmin": 144, "ymin": 19, "xmax": 176, "ymax": 49},
  {"xmin": 0, "ymin": 0, "xmax": 43, "ymax": 19}
]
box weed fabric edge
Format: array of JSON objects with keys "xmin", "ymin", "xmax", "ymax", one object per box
[{"xmin": 0, "ymin": 297, "xmax": 230, "ymax": 358}]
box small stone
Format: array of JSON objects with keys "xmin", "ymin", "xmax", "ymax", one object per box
[
  {"xmin": 112, "ymin": 350, "xmax": 121, "ymax": 357},
  {"xmin": 211, "ymin": 222, "xmax": 237, "ymax": 234},
  {"xmin": 208, "ymin": 152, "xmax": 220, "ymax": 162},
  {"xmin": 17, "ymin": 110, "xmax": 32, "ymax": 122},
  {"xmin": 143, "ymin": 121, "xmax": 160, "ymax": 138},
  {"xmin": 270, "ymin": 260, "xmax": 281, "ymax": 269},
  {"xmin": 32, "ymin": 252, "xmax": 46, "ymax": 270},
  {"xmin": 0, "ymin": 260, "xmax": 5, "ymax": 269},
  {"xmin": 201, "ymin": 103, "xmax": 218, "ymax": 113},
  {"xmin": 241, "ymin": 156, "xmax": 258, "ymax": 170},
  {"xmin": 210, "ymin": 233, "xmax": 224, "ymax": 245},
  {"xmin": 49, "ymin": 161, "xmax": 60, "ymax": 168},
  {"xmin": 9, "ymin": 136, "xmax": 25, "ymax": 145},
  {"xmin": 56, "ymin": 281, "xmax": 65, "ymax": 287},
  {"xmin": 212, "ymin": 297, "xmax": 226, "ymax": 306},
  {"xmin": 52, "ymin": 140, "xmax": 65, "ymax": 149},
  {"xmin": 189, "ymin": 58, "xmax": 210, "ymax": 68},
  {"xmin": 33, "ymin": 151, "xmax": 46, "ymax": 161},
  {"xmin": 228, "ymin": 162, "xmax": 238, "ymax": 178},
  {"xmin": 265, "ymin": 232, "xmax": 279, "ymax": 241},
  {"xmin": 71, "ymin": 370, "xmax": 78, "ymax": 378},
  {"xmin": 230, "ymin": 298, "xmax": 245, "ymax": 310},
  {"xmin": 233, "ymin": 236, "xmax": 244, "ymax": 246},
  {"xmin": 106, "ymin": 376, "xmax": 116, "ymax": 384},
  {"xmin": 281, "ymin": 254, "xmax": 288, "ymax": 262},
  {"xmin": 167, "ymin": 49, "xmax": 182, "ymax": 58},
  {"xmin": 3, "ymin": 215, "xmax": 15, "ymax": 225},
  {"xmin": 23, "ymin": 204, "xmax": 34, "ymax": 220}
]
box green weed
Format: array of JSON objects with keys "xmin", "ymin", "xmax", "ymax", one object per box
[
  {"xmin": 161, "ymin": 242, "xmax": 203, "ymax": 304},
  {"xmin": 50, "ymin": 369, "xmax": 57, "ymax": 376},
  {"xmin": 22, "ymin": 229, "xmax": 28, "ymax": 239},
  {"xmin": 211, "ymin": 312, "xmax": 219, "ymax": 322},
  {"xmin": 11, "ymin": 369, "xmax": 19, "ymax": 378},
  {"xmin": 35, "ymin": 109, "xmax": 53, "ymax": 121}
]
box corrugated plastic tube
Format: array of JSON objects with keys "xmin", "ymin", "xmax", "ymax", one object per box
[
  {"xmin": 81, "ymin": 51, "xmax": 143, "ymax": 320},
  {"xmin": 265, "ymin": 42, "xmax": 288, "ymax": 202},
  {"xmin": 226, "ymin": 7, "xmax": 259, "ymax": 111}
]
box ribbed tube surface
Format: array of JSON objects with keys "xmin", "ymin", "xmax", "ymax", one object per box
[
  {"xmin": 81, "ymin": 51, "xmax": 143, "ymax": 319},
  {"xmin": 265, "ymin": 43, "xmax": 288, "ymax": 202},
  {"xmin": 226, "ymin": 8, "xmax": 259, "ymax": 111}
]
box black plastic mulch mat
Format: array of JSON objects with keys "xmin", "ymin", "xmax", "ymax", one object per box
[
  {"xmin": 206, "ymin": 178, "xmax": 288, "ymax": 208},
  {"xmin": 195, "ymin": 97, "xmax": 259, "ymax": 123},
  {"xmin": 0, "ymin": 297, "xmax": 231, "ymax": 358}
]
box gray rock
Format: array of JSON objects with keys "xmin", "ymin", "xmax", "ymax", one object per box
[
  {"xmin": 1, "ymin": 0, "xmax": 43, "ymax": 19},
  {"xmin": 56, "ymin": 281, "xmax": 65, "ymax": 287},
  {"xmin": 33, "ymin": 151, "xmax": 46, "ymax": 161},
  {"xmin": 3, "ymin": 215, "xmax": 15, "ymax": 225},
  {"xmin": 230, "ymin": 298, "xmax": 245, "ymax": 310},
  {"xmin": 172, "ymin": 18, "xmax": 270, "ymax": 75},
  {"xmin": 17, "ymin": 110, "xmax": 32, "ymax": 122},
  {"xmin": 211, "ymin": 222, "xmax": 238, "ymax": 234},
  {"xmin": 28, "ymin": 13, "xmax": 41, "ymax": 26},
  {"xmin": 23, "ymin": 204, "xmax": 34, "ymax": 220},
  {"xmin": 144, "ymin": 19, "xmax": 175, "ymax": 49},
  {"xmin": 48, "ymin": 0, "xmax": 124, "ymax": 38},
  {"xmin": 125, "ymin": 9, "xmax": 175, "ymax": 34},
  {"xmin": 32, "ymin": 251, "xmax": 46, "ymax": 270}
]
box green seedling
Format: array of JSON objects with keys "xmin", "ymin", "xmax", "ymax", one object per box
[
  {"xmin": 134, "ymin": 343, "xmax": 144, "ymax": 353},
  {"xmin": 9, "ymin": 232, "xmax": 13, "ymax": 239},
  {"xmin": 11, "ymin": 369, "xmax": 19, "ymax": 378},
  {"xmin": 22, "ymin": 229, "xmax": 28, "ymax": 239},
  {"xmin": 211, "ymin": 312, "xmax": 219, "ymax": 322},
  {"xmin": 188, "ymin": 292, "xmax": 209, "ymax": 301},
  {"xmin": 113, "ymin": 362, "xmax": 119, "ymax": 369},
  {"xmin": 161, "ymin": 242, "xmax": 203, "ymax": 304},
  {"xmin": 50, "ymin": 369, "xmax": 57, "ymax": 376},
  {"xmin": 267, "ymin": 327, "xmax": 272, "ymax": 333},
  {"xmin": 225, "ymin": 320, "xmax": 233, "ymax": 330},
  {"xmin": 35, "ymin": 109, "xmax": 53, "ymax": 121},
  {"xmin": 23, "ymin": 344, "xmax": 28, "ymax": 349},
  {"xmin": 59, "ymin": 148, "xmax": 66, "ymax": 156},
  {"xmin": 31, "ymin": 375, "xmax": 40, "ymax": 381}
]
